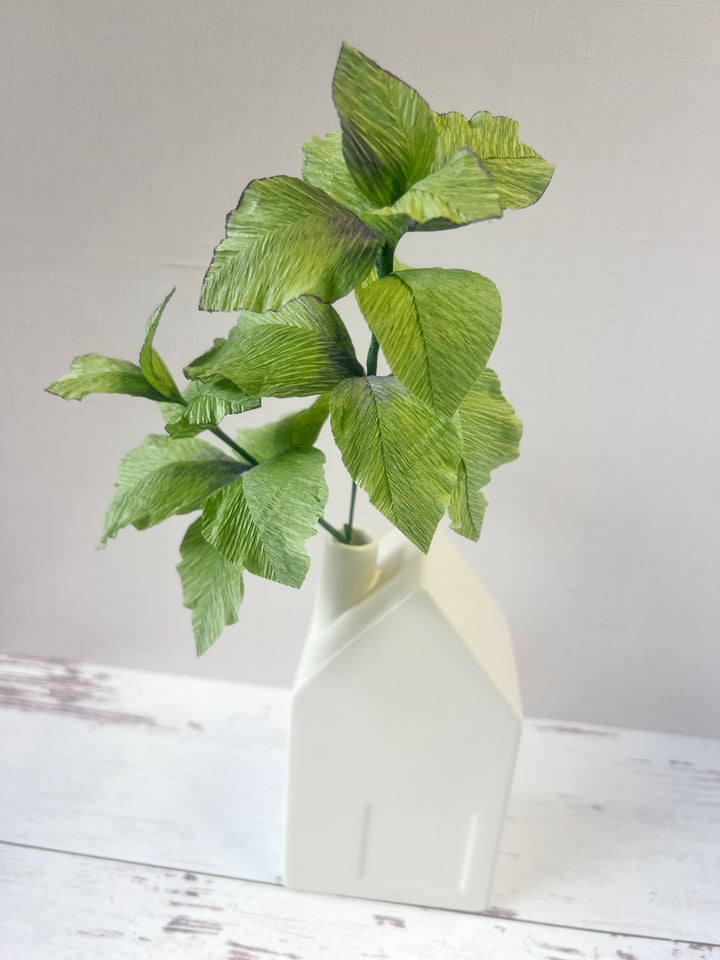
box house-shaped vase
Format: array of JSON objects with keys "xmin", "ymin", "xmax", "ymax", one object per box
[{"xmin": 284, "ymin": 525, "xmax": 522, "ymax": 911}]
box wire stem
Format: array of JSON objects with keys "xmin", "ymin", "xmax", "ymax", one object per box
[
  {"xmin": 319, "ymin": 517, "xmax": 351, "ymax": 543},
  {"xmin": 210, "ymin": 425, "xmax": 259, "ymax": 466}
]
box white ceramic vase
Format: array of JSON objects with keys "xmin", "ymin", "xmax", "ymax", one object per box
[{"xmin": 284, "ymin": 525, "xmax": 522, "ymax": 911}]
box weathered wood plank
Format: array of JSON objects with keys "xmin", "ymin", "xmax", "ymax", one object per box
[
  {"xmin": 1, "ymin": 653, "xmax": 719, "ymax": 944},
  {"xmin": 1, "ymin": 844, "xmax": 717, "ymax": 960}
]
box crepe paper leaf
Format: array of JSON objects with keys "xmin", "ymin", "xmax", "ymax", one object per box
[
  {"xmin": 376, "ymin": 149, "xmax": 501, "ymax": 231},
  {"xmin": 139, "ymin": 288, "xmax": 183, "ymax": 403},
  {"xmin": 236, "ymin": 394, "xmax": 329, "ymax": 462},
  {"xmin": 302, "ymin": 130, "xmax": 410, "ymax": 246},
  {"xmin": 164, "ymin": 379, "xmax": 260, "ymax": 439},
  {"xmin": 201, "ymin": 448, "xmax": 328, "ymax": 587},
  {"xmin": 47, "ymin": 355, "xmax": 166, "ymax": 402},
  {"xmin": 199, "ymin": 175, "xmax": 378, "ymax": 313},
  {"xmin": 448, "ymin": 369, "xmax": 522, "ymax": 541},
  {"xmin": 303, "ymin": 131, "xmax": 502, "ymax": 246},
  {"xmin": 332, "ymin": 43, "xmax": 437, "ymax": 208},
  {"xmin": 330, "ymin": 376, "xmax": 461, "ymax": 552},
  {"xmin": 356, "ymin": 268, "xmax": 502, "ymax": 419},
  {"xmin": 448, "ymin": 460, "xmax": 489, "ymax": 541},
  {"xmin": 433, "ymin": 111, "xmax": 554, "ymax": 210},
  {"xmin": 177, "ymin": 518, "xmax": 245, "ymax": 655},
  {"xmin": 354, "ymin": 255, "xmax": 411, "ymax": 299},
  {"xmin": 186, "ymin": 296, "xmax": 363, "ymax": 399},
  {"xmin": 100, "ymin": 435, "xmax": 247, "ymax": 546}
]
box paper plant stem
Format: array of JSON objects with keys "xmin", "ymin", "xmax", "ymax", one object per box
[
  {"xmin": 210, "ymin": 425, "xmax": 259, "ymax": 466},
  {"xmin": 345, "ymin": 242, "xmax": 396, "ymax": 544},
  {"xmin": 319, "ymin": 517, "xmax": 351, "ymax": 543}
]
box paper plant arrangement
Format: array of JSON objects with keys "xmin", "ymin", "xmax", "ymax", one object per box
[{"xmin": 48, "ymin": 44, "xmax": 554, "ymax": 654}]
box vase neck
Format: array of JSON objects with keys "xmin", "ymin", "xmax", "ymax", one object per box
[{"xmin": 312, "ymin": 529, "xmax": 378, "ymax": 630}]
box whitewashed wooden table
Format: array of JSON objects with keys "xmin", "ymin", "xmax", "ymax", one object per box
[{"xmin": 1, "ymin": 653, "xmax": 718, "ymax": 958}]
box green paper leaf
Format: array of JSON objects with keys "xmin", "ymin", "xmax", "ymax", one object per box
[
  {"xmin": 434, "ymin": 111, "xmax": 554, "ymax": 210},
  {"xmin": 47, "ymin": 355, "xmax": 165, "ymax": 402},
  {"xmin": 448, "ymin": 369, "xmax": 522, "ymax": 541},
  {"xmin": 330, "ymin": 376, "xmax": 461, "ymax": 552},
  {"xmin": 177, "ymin": 518, "xmax": 245, "ymax": 655},
  {"xmin": 164, "ymin": 379, "xmax": 260, "ymax": 439},
  {"xmin": 201, "ymin": 448, "xmax": 328, "ymax": 587},
  {"xmin": 186, "ymin": 296, "xmax": 362, "ymax": 399},
  {"xmin": 199, "ymin": 175, "xmax": 378, "ymax": 313},
  {"xmin": 332, "ymin": 43, "xmax": 437, "ymax": 208},
  {"xmin": 101, "ymin": 435, "xmax": 247, "ymax": 545},
  {"xmin": 356, "ymin": 268, "xmax": 502, "ymax": 418},
  {"xmin": 377, "ymin": 149, "xmax": 501, "ymax": 230},
  {"xmin": 139, "ymin": 288, "xmax": 183, "ymax": 402},
  {"xmin": 236, "ymin": 395, "xmax": 329, "ymax": 462},
  {"xmin": 303, "ymin": 133, "xmax": 501, "ymax": 247},
  {"xmin": 448, "ymin": 460, "xmax": 488, "ymax": 540},
  {"xmin": 302, "ymin": 130, "xmax": 410, "ymax": 246}
]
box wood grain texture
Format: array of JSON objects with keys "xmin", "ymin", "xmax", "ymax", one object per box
[
  {"xmin": 1, "ymin": 654, "xmax": 719, "ymax": 948},
  {"xmin": 1, "ymin": 844, "xmax": 718, "ymax": 960}
]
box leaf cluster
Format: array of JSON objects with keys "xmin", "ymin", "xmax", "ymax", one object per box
[{"xmin": 47, "ymin": 44, "xmax": 552, "ymax": 653}]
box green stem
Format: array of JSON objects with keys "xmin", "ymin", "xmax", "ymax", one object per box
[
  {"xmin": 346, "ymin": 242, "xmax": 396, "ymax": 542},
  {"xmin": 344, "ymin": 482, "xmax": 358, "ymax": 543},
  {"xmin": 319, "ymin": 517, "xmax": 350, "ymax": 543},
  {"xmin": 210, "ymin": 425, "xmax": 259, "ymax": 466}
]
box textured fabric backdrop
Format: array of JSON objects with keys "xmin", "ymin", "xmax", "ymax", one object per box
[{"xmin": 1, "ymin": 0, "xmax": 718, "ymax": 735}]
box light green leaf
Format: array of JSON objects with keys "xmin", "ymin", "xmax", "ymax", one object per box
[
  {"xmin": 236, "ymin": 395, "xmax": 329, "ymax": 462},
  {"xmin": 139, "ymin": 288, "xmax": 183, "ymax": 402},
  {"xmin": 302, "ymin": 130, "xmax": 410, "ymax": 246},
  {"xmin": 101, "ymin": 435, "xmax": 246, "ymax": 545},
  {"xmin": 303, "ymin": 135, "xmax": 501, "ymax": 246},
  {"xmin": 356, "ymin": 268, "xmax": 501, "ymax": 418},
  {"xmin": 186, "ymin": 296, "xmax": 362, "ymax": 399},
  {"xmin": 201, "ymin": 448, "xmax": 328, "ymax": 587},
  {"xmin": 448, "ymin": 460, "xmax": 488, "ymax": 540},
  {"xmin": 164, "ymin": 379, "xmax": 260, "ymax": 439},
  {"xmin": 377, "ymin": 149, "xmax": 501, "ymax": 230},
  {"xmin": 433, "ymin": 110, "xmax": 554, "ymax": 209},
  {"xmin": 332, "ymin": 43, "xmax": 437, "ymax": 208},
  {"xmin": 199, "ymin": 175, "xmax": 378, "ymax": 313},
  {"xmin": 330, "ymin": 376, "xmax": 461, "ymax": 552},
  {"xmin": 448, "ymin": 369, "xmax": 522, "ymax": 541},
  {"xmin": 177, "ymin": 518, "xmax": 245, "ymax": 655},
  {"xmin": 47, "ymin": 355, "xmax": 165, "ymax": 402}
]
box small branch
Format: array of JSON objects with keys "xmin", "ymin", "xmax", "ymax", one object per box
[{"xmin": 210, "ymin": 425, "xmax": 259, "ymax": 466}]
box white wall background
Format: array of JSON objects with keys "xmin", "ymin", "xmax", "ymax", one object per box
[{"xmin": 1, "ymin": 0, "xmax": 718, "ymax": 737}]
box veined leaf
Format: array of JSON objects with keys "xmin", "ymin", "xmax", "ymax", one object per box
[
  {"xmin": 177, "ymin": 518, "xmax": 245, "ymax": 655},
  {"xmin": 303, "ymin": 135, "xmax": 500, "ymax": 246},
  {"xmin": 448, "ymin": 369, "xmax": 522, "ymax": 541},
  {"xmin": 448, "ymin": 460, "xmax": 488, "ymax": 540},
  {"xmin": 356, "ymin": 268, "xmax": 501, "ymax": 418},
  {"xmin": 376, "ymin": 149, "xmax": 501, "ymax": 230},
  {"xmin": 202, "ymin": 448, "xmax": 328, "ymax": 587},
  {"xmin": 354, "ymin": 255, "xmax": 411, "ymax": 298},
  {"xmin": 199, "ymin": 175, "xmax": 378, "ymax": 313},
  {"xmin": 330, "ymin": 376, "xmax": 461, "ymax": 552},
  {"xmin": 236, "ymin": 395, "xmax": 329, "ymax": 462},
  {"xmin": 433, "ymin": 110, "xmax": 554, "ymax": 209},
  {"xmin": 302, "ymin": 130, "xmax": 410, "ymax": 246},
  {"xmin": 186, "ymin": 296, "xmax": 362, "ymax": 399},
  {"xmin": 332, "ymin": 43, "xmax": 437, "ymax": 208},
  {"xmin": 101, "ymin": 435, "xmax": 247, "ymax": 545},
  {"xmin": 47, "ymin": 355, "xmax": 165, "ymax": 402},
  {"xmin": 139, "ymin": 288, "xmax": 183, "ymax": 402},
  {"xmin": 164, "ymin": 379, "xmax": 260, "ymax": 439}
]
